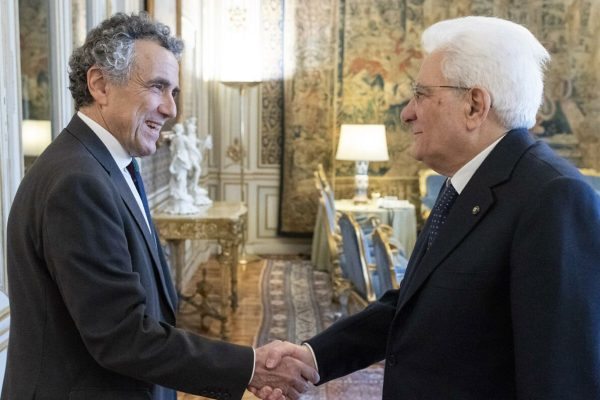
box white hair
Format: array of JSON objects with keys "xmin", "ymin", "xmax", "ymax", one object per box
[{"xmin": 422, "ymin": 16, "xmax": 550, "ymax": 129}]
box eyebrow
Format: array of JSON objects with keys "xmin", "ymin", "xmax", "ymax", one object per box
[{"xmin": 148, "ymin": 78, "xmax": 180, "ymax": 95}]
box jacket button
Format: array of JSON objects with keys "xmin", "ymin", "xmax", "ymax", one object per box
[{"xmin": 387, "ymin": 354, "xmax": 396, "ymax": 366}]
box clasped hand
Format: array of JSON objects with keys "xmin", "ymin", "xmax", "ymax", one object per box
[{"xmin": 248, "ymin": 340, "xmax": 319, "ymax": 400}]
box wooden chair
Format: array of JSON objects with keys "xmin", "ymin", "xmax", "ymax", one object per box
[
  {"xmin": 314, "ymin": 164, "xmax": 379, "ymax": 313},
  {"xmin": 315, "ymin": 171, "xmax": 336, "ymax": 234},
  {"xmin": 315, "ymin": 184, "xmax": 352, "ymax": 314},
  {"xmin": 337, "ymin": 211, "xmax": 377, "ymax": 304},
  {"xmin": 372, "ymin": 225, "xmax": 408, "ymax": 294},
  {"xmin": 316, "ymin": 163, "xmax": 335, "ymax": 207}
]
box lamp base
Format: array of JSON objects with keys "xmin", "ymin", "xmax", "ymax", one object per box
[
  {"xmin": 352, "ymin": 194, "xmax": 370, "ymax": 204},
  {"xmin": 353, "ymin": 161, "xmax": 370, "ymax": 204}
]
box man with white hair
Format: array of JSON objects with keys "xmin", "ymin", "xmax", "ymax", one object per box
[{"xmin": 258, "ymin": 16, "xmax": 600, "ymax": 399}]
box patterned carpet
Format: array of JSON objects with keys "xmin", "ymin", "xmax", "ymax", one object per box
[{"xmin": 257, "ymin": 259, "xmax": 384, "ymax": 400}]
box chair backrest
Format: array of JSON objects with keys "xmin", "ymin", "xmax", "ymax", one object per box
[
  {"xmin": 316, "ymin": 177, "xmax": 337, "ymax": 237},
  {"xmin": 338, "ymin": 212, "xmax": 376, "ymax": 302},
  {"xmin": 418, "ymin": 168, "xmax": 445, "ymax": 219},
  {"xmin": 317, "ymin": 164, "xmax": 335, "ymax": 206},
  {"xmin": 318, "ymin": 194, "xmax": 341, "ymax": 263},
  {"xmin": 314, "ymin": 170, "xmax": 324, "ymax": 192},
  {"xmin": 372, "ymin": 225, "xmax": 400, "ymax": 293}
]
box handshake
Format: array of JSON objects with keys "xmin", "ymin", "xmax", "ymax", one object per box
[{"xmin": 248, "ymin": 340, "xmax": 320, "ymax": 400}]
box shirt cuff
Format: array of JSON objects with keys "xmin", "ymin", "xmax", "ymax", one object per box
[
  {"xmin": 302, "ymin": 343, "xmax": 319, "ymax": 374},
  {"xmin": 248, "ymin": 348, "xmax": 256, "ymax": 385}
]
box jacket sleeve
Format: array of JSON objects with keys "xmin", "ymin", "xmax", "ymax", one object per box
[
  {"xmin": 511, "ymin": 176, "xmax": 600, "ymax": 399},
  {"xmin": 43, "ymin": 171, "xmax": 253, "ymax": 399},
  {"xmin": 305, "ymin": 288, "xmax": 398, "ymax": 384}
]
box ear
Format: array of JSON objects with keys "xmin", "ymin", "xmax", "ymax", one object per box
[
  {"xmin": 465, "ymin": 87, "xmax": 492, "ymax": 131},
  {"xmin": 86, "ymin": 66, "xmax": 109, "ymax": 106}
]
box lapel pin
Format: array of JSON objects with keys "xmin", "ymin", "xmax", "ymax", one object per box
[{"xmin": 472, "ymin": 205, "xmax": 480, "ymax": 215}]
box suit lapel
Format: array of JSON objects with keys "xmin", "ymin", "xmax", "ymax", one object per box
[
  {"xmin": 397, "ymin": 129, "xmax": 536, "ymax": 311},
  {"xmin": 64, "ymin": 115, "xmax": 176, "ymax": 317},
  {"xmin": 397, "ymin": 216, "xmax": 431, "ymax": 302},
  {"xmin": 153, "ymin": 223, "xmax": 179, "ymax": 312},
  {"xmin": 112, "ymin": 172, "xmax": 176, "ymax": 316},
  {"xmin": 397, "ymin": 187, "xmax": 495, "ymax": 309}
]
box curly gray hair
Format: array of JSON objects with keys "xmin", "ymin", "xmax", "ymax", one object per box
[{"xmin": 68, "ymin": 12, "xmax": 184, "ymax": 109}]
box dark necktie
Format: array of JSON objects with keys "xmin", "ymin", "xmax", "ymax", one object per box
[
  {"xmin": 427, "ymin": 180, "xmax": 459, "ymax": 250},
  {"xmin": 126, "ymin": 158, "xmax": 153, "ymax": 235},
  {"xmin": 127, "ymin": 159, "xmax": 178, "ymax": 310}
]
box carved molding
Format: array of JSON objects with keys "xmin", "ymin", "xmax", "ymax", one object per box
[{"xmin": 155, "ymin": 219, "xmax": 245, "ymax": 242}]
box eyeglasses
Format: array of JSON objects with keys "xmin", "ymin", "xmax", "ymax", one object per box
[{"xmin": 411, "ymin": 82, "xmax": 471, "ymax": 102}]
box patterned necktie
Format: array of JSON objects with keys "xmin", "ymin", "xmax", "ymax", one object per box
[
  {"xmin": 126, "ymin": 158, "xmax": 153, "ymax": 235},
  {"xmin": 427, "ymin": 180, "xmax": 459, "ymax": 250}
]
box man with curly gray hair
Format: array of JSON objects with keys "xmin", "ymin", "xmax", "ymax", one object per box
[{"xmin": 3, "ymin": 12, "xmax": 317, "ymax": 400}]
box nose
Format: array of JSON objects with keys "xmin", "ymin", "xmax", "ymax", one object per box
[
  {"xmin": 401, "ymin": 98, "xmax": 416, "ymax": 124},
  {"xmin": 158, "ymin": 92, "xmax": 177, "ymax": 119}
]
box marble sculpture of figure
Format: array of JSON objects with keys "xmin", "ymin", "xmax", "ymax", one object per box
[
  {"xmin": 185, "ymin": 117, "xmax": 213, "ymax": 206},
  {"xmin": 165, "ymin": 122, "xmax": 200, "ymax": 214}
]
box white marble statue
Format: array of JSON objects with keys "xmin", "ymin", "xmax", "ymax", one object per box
[
  {"xmin": 164, "ymin": 123, "xmax": 200, "ymax": 214},
  {"xmin": 185, "ymin": 117, "xmax": 213, "ymax": 206}
]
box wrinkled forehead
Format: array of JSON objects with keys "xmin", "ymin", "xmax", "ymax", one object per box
[
  {"xmin": 132, "ymin": 40, "xmax": 179, "ymax": 79},
  {"xmin": 133, "ymin": 40, "xmax": 177, "ymax": 65}
]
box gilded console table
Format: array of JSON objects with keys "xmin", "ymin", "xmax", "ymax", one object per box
[{"xmin": 153, "ymin": 202, "xmax": 247, "ymax": 338}]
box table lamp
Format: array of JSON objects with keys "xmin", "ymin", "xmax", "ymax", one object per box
[{"xmin": 335, "ymin": 124, "xmax": 389, "ymax": 203}]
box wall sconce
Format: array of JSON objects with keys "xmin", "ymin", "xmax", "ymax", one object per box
[
  {"xmin": 335, "ymin": 124, "xmax": 389, "ymax": 203},
  {"xmin": 22, "ymin": 119, "xmax": 52, "ymax": 156}
]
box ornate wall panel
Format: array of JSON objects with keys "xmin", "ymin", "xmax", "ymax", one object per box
[
  {"xmin": 277, "ymin": 0, "xmax": 600, "ymax": 235},
  {"xmin": 260, "ymin": 0, "xmax": 284, "ymax": 166}
]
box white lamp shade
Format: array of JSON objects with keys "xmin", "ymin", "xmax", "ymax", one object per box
[
  {"xmin": 22, "ymin": 119, "xmax": 52, "ymax": 156},
  {"xmin": 335, "ymin": 124, "xmax": 389, "ymax": 161}
]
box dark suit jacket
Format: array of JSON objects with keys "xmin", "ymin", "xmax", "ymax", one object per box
[
  {"xmin": 307, "ymin": 128, "xmax": 600, "ymax": 399},
  {"xmin": 2, "ymin": 115, "xmax": 253, "ymax": 400}
]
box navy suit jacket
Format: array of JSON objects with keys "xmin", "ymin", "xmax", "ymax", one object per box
[
  {"xmin": 3, "ymin": 115, "xmax": 253, "ymax": 400},
  {"xmin": 307, "ymin": 128, "xmax": 600, "ymax": 399}
]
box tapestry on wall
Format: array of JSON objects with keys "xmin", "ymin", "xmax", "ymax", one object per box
[
  {"xmin": 276, "ymin": 0, "xmax": 600, "ymax": 235},
  {"xmin": 277, "ymin": 0, "xmax": 340, "ymax": 235}
]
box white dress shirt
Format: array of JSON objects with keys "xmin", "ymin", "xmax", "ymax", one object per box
[{"xmin": 449, "ymin": 134, "xmax": 506, "ymax": 194}]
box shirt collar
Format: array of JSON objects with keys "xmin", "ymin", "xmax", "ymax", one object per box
[
  {"xmin": 77, "ymin": 111, "xmax": 132, "ymax": 170},
  {"xmin": 449, "ymin": 134, "xmax": 506, "ymax": 194}
]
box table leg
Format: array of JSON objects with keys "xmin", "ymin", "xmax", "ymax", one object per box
[
  {"xmin": 218, "ymin": 238, "xmax": 238, "ymax": 311},
  {"xmin": 231, "ymin": 243, "xmax": 239, "ymax": 311},
  {"xmin": 179, "ymin": 268, "xmax": 229, "ymax": 340},
  {"xmin": 168, "ymin": 239, "xmax": 185, "ymax": 295}
]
